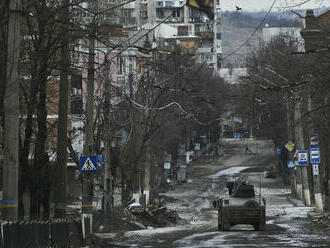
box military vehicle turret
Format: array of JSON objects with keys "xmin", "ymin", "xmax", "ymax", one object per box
[{"xmin": 217, "ymin": 181, "xmax": 266, "ymax": 231}]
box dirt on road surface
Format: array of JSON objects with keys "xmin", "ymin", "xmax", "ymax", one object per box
[{"xmin": 94, "ymin": 139, "xmax": 330, "ymax": 247}]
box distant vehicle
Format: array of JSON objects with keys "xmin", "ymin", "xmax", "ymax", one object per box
[{"xmin": 217, "ymin": 182, "xmax": 266, "ymax": 231}]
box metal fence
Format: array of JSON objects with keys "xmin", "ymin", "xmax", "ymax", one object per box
[{"xmin": 0, "ymin": 219, "xmax": 82, "ymax": 248}]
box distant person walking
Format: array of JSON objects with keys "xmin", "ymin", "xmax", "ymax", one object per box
[{"xmin": 245, "ymin": 144, "xmax": 254, "ymax": 154}]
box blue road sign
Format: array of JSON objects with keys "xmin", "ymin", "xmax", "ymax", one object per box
[
  {"xmin": 97, "ymin": 155, "xmax": 102, "ymax": 168},
  {"xmin": 287, "ymin": 160, "xmax": 295, "ymax": 168},
  {"xmin": 233, "ymin": 132, "xmax": 243, "ymax": 139},
  {"xmin": 310, "ymin": 147, "xmax": 320, "ymax": 164},
  {"xmin": 298, "ymin": 150, "xmax": 308, "ymax": 166},
  {"xmin": 164, "ymin": 162, "xmax": 171, "ymax": 170},
  {"xmin": 310, "ymin": 144, "xmax": 318, "ymax": 149},
  {"xmin": 80, "ymin": 156, "xmax": 98, "ymax": 173},
  {"xmin": 276, "ymin": 147, "xmax": 281, "ymax": 155},
  {"xmin": 310, "ymin": 133, "xmax": 319, "ymax": 145}
]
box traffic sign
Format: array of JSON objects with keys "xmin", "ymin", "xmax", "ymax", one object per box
[
  {"xmin": 313, "ymin": 164, "xmax": 319, "ymax": 176},
  {"xmin": 285, "ymin": 141, "xmax": 295, "ymax": 152},
  {"xmin": 310, "ymin": 147, "xmax": 320, "ymax": 164},
  {"xmin": 80, "ymin": 156, "xmax": 98, "ymax": 173},
  {"xmin": 97, "ymin": 155, "xmax": 102, "ymax": 168},
  {"xmin": 287, "ymin": 160, "xmax": 295, "ymax": 168},
  {"xmin": 164, "ymin": 162, "xmax": 171, "ymax": 170},
  {"xmin": 310, "ymin": 133, "xmax": 319, "ymax": 146},
  {"xmin": 298, "ymin": 150, "xmax": 308, "ymax": 166},
  {"xmin": 276, "ymin": 147, "xmax": 281, "ymax": 155},
  {"xmin": 194, "ymin": 143, "xmax": 200, "ymax": 151}
]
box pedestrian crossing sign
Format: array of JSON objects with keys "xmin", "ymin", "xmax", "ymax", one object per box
[{"xmin": 80, "ymin": 156, "xmax": 98, "ymax": 173}]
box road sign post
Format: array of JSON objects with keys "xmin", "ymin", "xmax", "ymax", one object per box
[
  {"xmin": 80, "ymin": 155, "xmax": 99, "ymax": 240},
  {"xmin": 309, "ymin": 137, "xmax": 323, "ymax": 212}
]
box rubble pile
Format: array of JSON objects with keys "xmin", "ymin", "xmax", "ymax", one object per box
[
  {"xmin": 126, "ymin": 204, "xmax": 186, "ymax": 230},
  {"xmin": 308, "ymin": 212, "xmax": 330, "ymax": 235}
]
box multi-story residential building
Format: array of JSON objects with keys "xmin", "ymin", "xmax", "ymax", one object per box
[
  {"xmin": 131, "ymin": 0, "xmax": 222, "ymax": 71},
  {"xmin": 76, "ymin": 0, "xmax": 224, "ymax": 112}
]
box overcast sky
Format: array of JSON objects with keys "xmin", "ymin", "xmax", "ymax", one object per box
[{"xmin": 221, "ymin": 0, "xmax": 329, "ymax": 11}]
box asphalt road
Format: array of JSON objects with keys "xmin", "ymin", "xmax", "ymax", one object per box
[{"xmin": 96, "ymin": 139, "xmax": 330, "ymax": 247}]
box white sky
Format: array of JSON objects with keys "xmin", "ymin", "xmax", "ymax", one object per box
[{"xmin": 221, "ymin": 0, "xmax": 330, "ymax": 11}]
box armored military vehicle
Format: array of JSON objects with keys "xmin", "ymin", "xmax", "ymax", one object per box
[{"xmin": 217, "ymin": 182, "xmax": 266, "ymax": 231}]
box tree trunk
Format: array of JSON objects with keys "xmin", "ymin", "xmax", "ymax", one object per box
[{"xmin": 31, "ymin": 73, "xmax": 49, "ymax": 219}]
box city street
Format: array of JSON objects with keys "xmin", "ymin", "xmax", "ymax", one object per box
[
  {"xmin": 95, "ymin": 140, "xmax": 330, "ymax": 247},
  {"xmin": 2, "ymin": 1, "xmax": 330, "ymax": 247}
]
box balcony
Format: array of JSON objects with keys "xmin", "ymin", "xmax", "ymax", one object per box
[
  {"xmin": 156, "ymin": 0, "xmax": 183, "ymax": 8},
  {"xmin": 197, "ymin": 47, "xmax": 213, "ymax": 53}
]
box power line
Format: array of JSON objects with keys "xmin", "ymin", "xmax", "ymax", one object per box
[
  {"xmin": 274, "ymin": 0, "xmax": 314, "ymax": 9},
  {"xmin": 130, "ymin": 99, "xmax": 222, "ymax": 126}
]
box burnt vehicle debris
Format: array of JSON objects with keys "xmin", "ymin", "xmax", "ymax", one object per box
[{"xmin": 216, "ymin": 181, "xmax": 266, "ymax": 231}]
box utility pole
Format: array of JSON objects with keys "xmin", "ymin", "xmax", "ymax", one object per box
[
  {"xmin": 132, "ymin": 105, "xmax": 142, "ymax": 204},
  {"xmin": 2, "ymin": 0, "xmax": 21, "ymax": 220},
  {"xmin": 249, "ymin": 83, "xmax": 256, "ymax": 139},
  {"xmin": 307, "ymin": 92, "xmax": 323, "ymax": 212},
  {"xmin": 294, "ymin": 96, "xmax": 311, "ymax": 205},
  {"xmin": 285, "ymin": 91, "xmax": 296, "ymax": 196},
  {"xmin": 54, "ymin": 0, "xmax": 69, "ymax": 218},
  {"xmin": 82, "ymin": 0, "xmax": 96, "ymax": 235},
  {"xmin": 213, "ymin": 0, "xmax": 221, "ymax": 73},
  {"xmin": 143, "ymin": 101, "xmax": 151, "ymax": 206},
  {"xmin": 103, "ymin": 57, "xmax": 112, "ymax": 213}
]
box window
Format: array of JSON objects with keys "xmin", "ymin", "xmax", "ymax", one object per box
[
  {"xmin": 165, "ymin": 1, "xmax": 173, "ymax": 7},
  {"xmin": 118, "ymin": 57, "xmax": 124, "ymax": 75},
  {"xmin": 123, "ymin": 10, "xmax": 131, "ymax": 18},
  {"xmin": 128, "ymin": 58, "xmax": 134, "ymax": 73},
  {"xmin": 172, "ymin": 10, "xmax": 180, "ymax": 18},
  {"xmin": 178, "ymin": 25, "xmax": 188, "ymax": 36},
  {"xmin": 141, "ymin": 11, "xmax": 148, "ymax": 18},
  {"xmin": 117, "ymin": 76, "xmax": 125, "ymax": 84},
  {"xmin": 157, "ymin": 9, "xmax": 164, "ymax": 18}
]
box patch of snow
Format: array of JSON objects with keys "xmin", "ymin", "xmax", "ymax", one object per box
[
  {"xmin": 208, "ymin": 166, "xmax": 250, "ymax": 179},
  {"xmin": 128, "ymin": 202, "xmax": 142, "ymax": 209}
]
